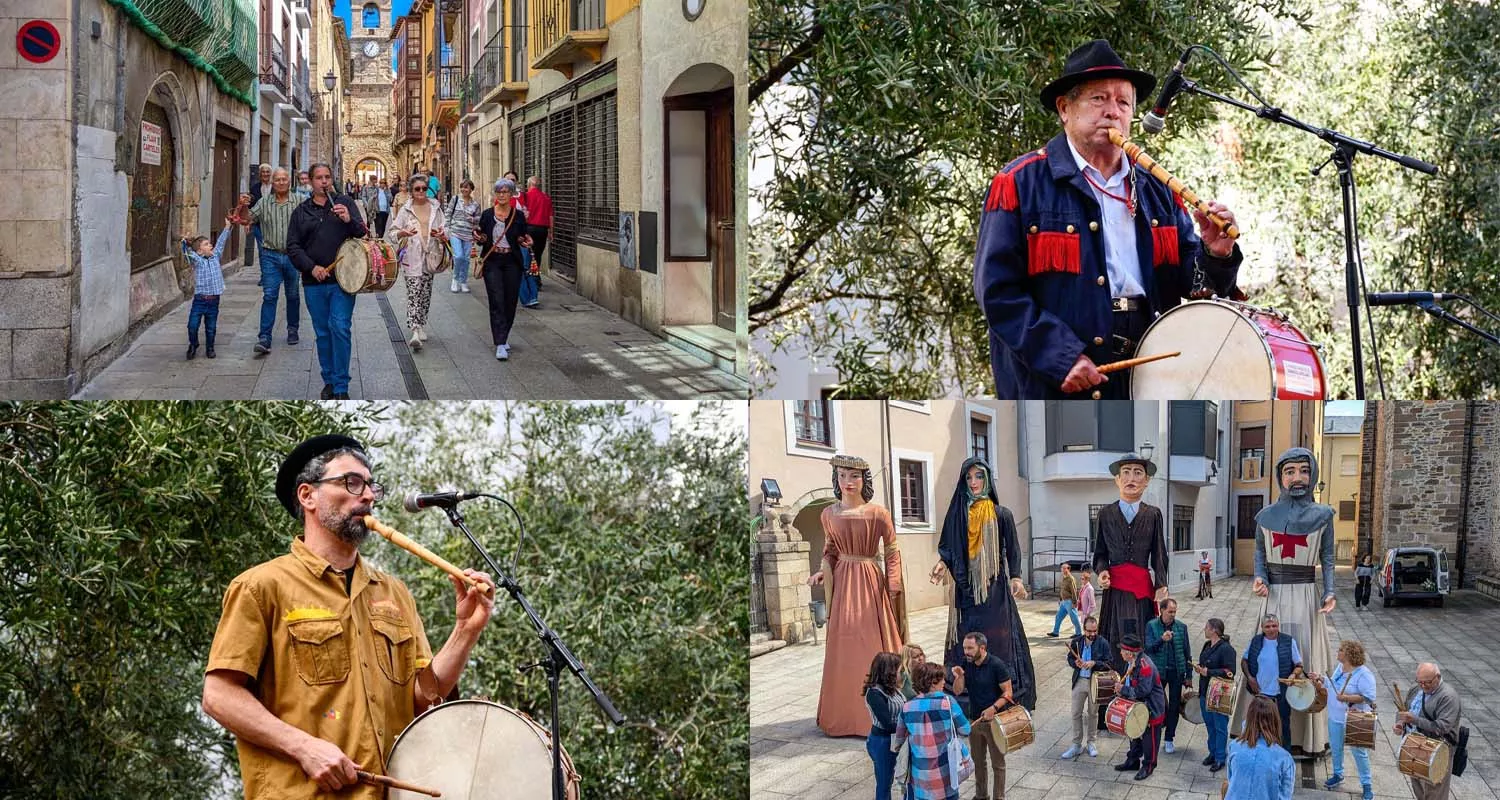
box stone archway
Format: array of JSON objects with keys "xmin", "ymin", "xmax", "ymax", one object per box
[
  {"xmin": 347, "ymin": 152, "xmax": 390, "ymax": 184},
  {"xmin": 125, "ymin": 70, "xmax": 203, "ymax": 326}
]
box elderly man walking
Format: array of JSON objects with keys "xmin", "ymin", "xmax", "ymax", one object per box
[
  {"xmin": 240, "ymin": 167, "xmax": 303, "ymax": 354},
  {"xmin": 1396, "ymin": 663, "xmax": 1463, "ymax": 800}
]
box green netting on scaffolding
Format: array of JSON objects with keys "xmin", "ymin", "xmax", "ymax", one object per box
[{"xmin": 103, "ymin": 0, "xmax": 257, "ymax": 105}]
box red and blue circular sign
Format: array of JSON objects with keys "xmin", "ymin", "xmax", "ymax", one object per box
[{"xmin": 17, "ymin": 20, "xmax": 60, "ymax": 64}]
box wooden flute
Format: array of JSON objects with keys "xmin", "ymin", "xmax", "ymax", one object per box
[
  {"xmin": 363, "ymin": 515, "xmax": 494, "ymax": 596},
  {"xmin": 1107, "ymin": 128, "xmax": 1240, "ymax": 240}
]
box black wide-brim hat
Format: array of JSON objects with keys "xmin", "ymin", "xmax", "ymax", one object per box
[
  {"xmin": 1109, "ymin": 452, "xmax": 1158, "ymax": 477},
  {"xmin": 276, "ymin": 434, "xmax": 366, "ymax": 517},
  {"xmin": 1039, "ymin": 39, "xmax": 1157, "ymax": 112}
]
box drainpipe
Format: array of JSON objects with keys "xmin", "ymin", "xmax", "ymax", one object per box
[{"xmin": 1457, "ymin": 401, "xmax": 1474, "ymax": 588}]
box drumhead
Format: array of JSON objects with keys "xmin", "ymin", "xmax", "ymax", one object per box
[
  {"xmin": 1180, "ymin": 690, "xmax": 1203, "ymax": 724},
  {"xmin": 386, "ymin": 699, "xmax": 575, "ymax": 800},
  {"xmin": 1131, "ymin": 301, "xmax": 1274, "ymax": 399},
  {"xmin": 1285, "ymin": 680, "xmax": 1316, "ymax": 712},
  {"xmin": 333, "ymin": 239, "xmax": 370, "ymax": 295}
]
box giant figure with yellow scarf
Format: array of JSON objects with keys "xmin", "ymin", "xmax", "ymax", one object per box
[{"xmin": 931, "ymin": 457, "xmax": 1037, "ymax": 711}]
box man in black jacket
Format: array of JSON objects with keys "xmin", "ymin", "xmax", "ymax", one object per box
[
  {"xmin": 1063, "ymin": 615, "xmax": 1112, "ymax": 760},
  {"xmin": 248, "ymin": 163, "xmax": 273, "ymax": 267},
  {"xmin": 287, "ymin": 163, "xmax": 367, "ymax": 400}
]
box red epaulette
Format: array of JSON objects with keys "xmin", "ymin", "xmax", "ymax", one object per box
[{"xmin": 985, "ymin": 149, "xmax": 1048, "ymax": 213}]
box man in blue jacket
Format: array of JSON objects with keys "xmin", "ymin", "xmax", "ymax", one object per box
[{"xmin": 972, "ymin": 39, "xmax": 1244, "ymax": 398}]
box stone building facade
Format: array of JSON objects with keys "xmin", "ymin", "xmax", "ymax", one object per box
[
  {"xmin": 1359, "ymin": 401, "xmax": 1500, "ymax": 587},
  {"xmin": 344, "ymin": 0, "xmax": 397, "ymax": 184}
]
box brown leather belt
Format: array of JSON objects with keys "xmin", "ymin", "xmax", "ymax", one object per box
[{"xmin": 1112, "ymin": 296, "xmax": 1147, "ymax": 312}]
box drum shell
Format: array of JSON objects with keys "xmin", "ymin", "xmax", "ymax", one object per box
[
  {"xmin": 1180, "ymin": 688, "xmax": 1203, "ymax": 724},
  {"xmin": 1131, "ymin": 300, "xmax": 1326, "ymax": 400},
  {"xmin": 1285, "ymin": 679, "xmax": 1328, "ymax": 713},
  {"xmin": 994, "ymin": 705, "xmax": 1034, "ymax": 754},
  {"xmin": 1090, "ymin": 670, "xmax": 1119, "ymax": 706},
  {"xmin": 386, "ymin": 699, "xmax": 580, "ymax": 800},
  {"xmin": 1105, "ymin": 697, "xmax": 1147, "ymax": 739},
  {"xmin": 1345, "ymin": 709, "xmax": 1378, "ymax": 750},
  {"xmin": 1398, "ymin": 732, "xmax": 1451, "ymax": 785},
  {"xmin": 1205, "ymin": 676, "xmax": 1235, "ymax": 716}
]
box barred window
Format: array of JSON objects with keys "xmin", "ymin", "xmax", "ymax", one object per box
[{"xmin": 576, "ymin": 91, "xmax": 618, "ymax": 244}]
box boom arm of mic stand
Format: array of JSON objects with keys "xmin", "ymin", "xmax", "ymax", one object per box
[{"xmin": 1412, "ymin": 300, "xmax": 1500, "ymax": 347}]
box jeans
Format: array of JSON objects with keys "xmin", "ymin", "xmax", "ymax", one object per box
[
  {"xmin": 1329, "ymin": 720, "xmax": 1372, "ymax": 785},
  {"xmin": 449, "ymin": 234, "xmax": 473, "ymax": 284},
  {"xmin": 1051, "ymin": 599, "xmax": 1080, "ymax": 636},
  {"xmin": 187, "ymin": 294, "xmax": 220, "ymax": 348},
  {"xmin": 257, "ymin": 249, "xmax": 301, "ymax": 344},
  {"xmin": 249, "ymin": 223, "xmax": 262, "ymax": 266},
  {"xmin": 1203, "ymin": 699, "xmax": 1228, "ymax": 764},
  {"xmin": 866, "ymin": 732, "xmax": 896, "ymax": 800},
  {"xmin": 303, "ymin": 282, "xmax": 355, "ymax": 394},
  {"xmin": 519, "ymin": 247, "xmax": 540, "ymax": 307}
]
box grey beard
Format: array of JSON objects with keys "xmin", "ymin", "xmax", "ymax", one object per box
[
  {"xmin": 1286, "ymin": 484, "xmax": 1309, "ymax": 498},
  {"xmin": 320, "ymin": 507, "xmax": 371, "ymax": 546}
]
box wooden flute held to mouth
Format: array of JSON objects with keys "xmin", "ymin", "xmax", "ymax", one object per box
[
  {"xmin": 363, "ymin": 515, "xmax": 494, "ymax": 597},
  {"xmin": 1108, "ymin": 127, "xmax": 1241, "ymax": 240}
]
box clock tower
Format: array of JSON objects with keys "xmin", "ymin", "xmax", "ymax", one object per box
[{"xmin": 344, "ymin": 0, "xmax": 397, "ymax": 185}]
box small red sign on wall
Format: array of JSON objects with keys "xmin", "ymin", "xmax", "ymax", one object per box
[{"xmin": 17, "ymin": 20, "xmax": 61, "ymax": 64}]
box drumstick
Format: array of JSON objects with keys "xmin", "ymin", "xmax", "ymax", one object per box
[
  {"xmin": 358, "ymin": 770, "xmax": 443, "ymax": 797},
  {"xmin": 1107, "ymin": 128, "xmax": 1240, "ymax": 240},
  {"xmin": 1098, "ymin": 351, "xmax": 1181, "ymax": 374},
  {"xmin": 363, "ymin": 515, "xmax": 494, "ymax": 597}
]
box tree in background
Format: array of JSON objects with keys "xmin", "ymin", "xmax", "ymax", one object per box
[
  {"xmin": 0, "ymin": 401, "xmax": 748, "ymax": 800},
  {"xmin": 751, "ymin": 0, "xmax": 1500, "ymax": 398}
]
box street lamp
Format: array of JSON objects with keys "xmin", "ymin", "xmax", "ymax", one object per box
[
  {"xmin": 1139, "ymin": 441, "xmax": 1155, "ymax": 461},
  {"xmin": 345, "ymin": 121, "xmax": 353, "ymax": 134},
  {"xmin": 323, "ymin": 69, "xmax": 336, "ymax": 92}
]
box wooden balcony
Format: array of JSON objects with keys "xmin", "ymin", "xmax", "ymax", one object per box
[{"xmin": 529, "ymin": 0, "xmax": 608, "ymax": 79}]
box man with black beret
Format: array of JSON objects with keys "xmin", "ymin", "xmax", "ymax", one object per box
[{"xmin": 201, "ymin": 435, "xmax": 496, "ymax": 799}]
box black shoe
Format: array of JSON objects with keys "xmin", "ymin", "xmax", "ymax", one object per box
[
  {"xmin": 1134, "ymin": 767, "xmax": 1152, "ymax": 781},
  {"xmin": 287, "ymin": 331, "xmax": 299, "ymax": 345},
  {"xmin": 332, "ymin": 392, "xmax": 350, "ymax": 400},
  {"xmin": 186, "ymin": 344, "xmax": 197, "ymax": 360},
  {"xmin": 1210, "ymin": 761, "xmax": 1225, "ymax": 773},
  {"xmin": 206, "ymin": 346, "xmax": 216, "ymax": 359},
  {"xmin": 254, "ymin": 340, "xmax": 271, "ymax": 355},
  {"xmin": 1046, "ymin": 632, "xmax": 1059, "ymax": 638},
  {"xmin": 321, "ymin": 384, "xmax": 334, "ymax": 400},
  {"xmin": 1114, "ymin": 761, "xmax": 1140, "ymax": 772},
  {"xmin": 1201, "ymin": 756, "xmax": 1215, "ymax": 766}
]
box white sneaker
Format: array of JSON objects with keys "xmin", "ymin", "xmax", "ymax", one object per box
[
  {"xmin": 460, "ymin": 283, "xmax": 471, "ymax": 293},
  {"xmin": 416, "ymin": 324, "xmax": 428, "ymax": 342},
  {"xmin": 450, "ymin": 279, "xmax": 460, "ymax": 293},
  {"xmin": 1060, "ymin": 745, "xmax": 1080, "ymax": 760},
  {"xmin": 1087, "ymin": 743, "xmax": 1098, "ymax": 757},
  {"xmin": 1163, "ymin": 740, "xmax": 1175, "ymax": 754},
  {"xmin": 495, "ymin": 344, "xmax": 509, "ymax": 360},
  {"xmin": 409, "ymin": 328, "xmax": 422, "ymax": 350}
]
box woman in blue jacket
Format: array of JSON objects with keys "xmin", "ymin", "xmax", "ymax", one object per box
[{"xmin": 1226, "ymin": 695, "xmax": 1295, "ymax": 800}]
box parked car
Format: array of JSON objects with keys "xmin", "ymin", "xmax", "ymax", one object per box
[{"xmin": 1378, "ymin": 546, "xmax": 1451, "ymax": 607}]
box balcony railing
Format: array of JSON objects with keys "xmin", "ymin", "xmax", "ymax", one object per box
[
  {"xmin": 438, "ymin": 66, "xmax": 461, "ymax": 101},
  {"xmin": 259, "ymin": 33, "xmax": 288, "ymax": 96},
  {"xmin": 530, "ymin": 0, "xmax": 607, "ymax": 78}
]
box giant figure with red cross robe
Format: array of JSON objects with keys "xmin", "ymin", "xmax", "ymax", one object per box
[{"xmin": 1231, "ymin": 446, "xmax": 1335, "ymax": 756}]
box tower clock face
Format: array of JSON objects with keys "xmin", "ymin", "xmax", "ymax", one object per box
[{"xmin": 364, "ymin": 41, "xmax": 380, "ymax": 58}]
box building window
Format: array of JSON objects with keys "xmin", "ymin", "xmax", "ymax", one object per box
[
  {"xmin": 793, "ymin": 400, "xmax": 831, "ymax": 446},
  {"xmin": 970, "ymin": 415, "xmax": 991, "ymax": 464},
  {"xmin": 362, "ymin": 3, "xmax": 380, "ymax": 28},
  {"xmin": 576, "ymin": 92, "xmax": 619, "ymax": 245},
  {"xmin": 1170, "ymin": 401, "xmax": 1218, "ymax": 459},
  {"xmin": 1339, "ymin": 500, "xmax": 1356, "ymax": 521},
  {"xmin": 1173, "ymin": 505, "xmax": 1194, "ymax": 552},
  {"xmin": 1340, "ymin": 454, "xmax": 1358, "ymax": 476},
  {"xmin": 1088, "ymin": 503, "xmax": 1107, "ymax": 547},
  {"xmin": 1239, "ymin": 426, "xmax": 1266, "ymax": 481},
  {"xmin": 899, "ymin": 459, "xmax": 927, "ymax": 524},
  {"xmin": 1045, "ymin": 401, "xmax": 1134, "ymax": 455}
]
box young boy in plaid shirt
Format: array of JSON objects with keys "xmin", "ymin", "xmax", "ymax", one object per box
[{"xmin": 180, "ymin": 221, "xmax": 233, "ymax": 359}]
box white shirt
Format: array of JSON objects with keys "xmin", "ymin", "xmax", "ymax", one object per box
[{"xmin": 1068, "ymin": 137, "xmax": 1144, "ymax": 298}]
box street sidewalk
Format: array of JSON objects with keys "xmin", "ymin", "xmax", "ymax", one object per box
[{"xmin": 75, "ymin": 264, "xmax": 746, "ymax": 399}]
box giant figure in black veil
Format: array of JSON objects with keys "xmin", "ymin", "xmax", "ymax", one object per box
[
  {"xmin": 931, "ymin": 457, "xmax": 1037, "ymax": 711},
  {"xmin": 1092, "ymin": 452, "xmax": 1170, "ymax": 675}
]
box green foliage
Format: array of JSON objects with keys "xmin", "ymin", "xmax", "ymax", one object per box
[
  {"xmin": 0, "ymin": 401, "xmax": 376, "ymax": 799},
  {"xmin": 377, "ymin": 402, "xmax": 749, "ymax": 800},
  {"xmin": 751, "ymin": 0, "xmax": 1500, "ymax": 397}
]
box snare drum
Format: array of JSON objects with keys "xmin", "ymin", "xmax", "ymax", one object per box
[
  {"xmin": 333, "ymin": 238, "xmax": 398, "ymax": 294},
  {"xmin": 1345, "ymin": 709, "xmax": 1378, "ymax": 750},
  {"xmin": 1398, "ymin": 732, "xmax": 1451, "ymax": 785},
  {"xmin": 386, "ymin": 699, "xmax": 581, "ymax": 799},
  {"xmin": 1205, "ymin": 676, "xmax": 1235, "ymax": 716},
  {"xmin": 422, "ymin": 235, "xmax": 454, "ymax": 275},
  {"xmin": 1090, "ymin": 669, "xmax": 1119, "ymax": 705},
  {"xmin": 1105, "ymin": 696, "xmax": 1148, "ymax": 739},
  {"xmin": 1130, "ymin": 300, "xmax": 1326, "ymax": 400},
  {"xmin": 1180, "ymin": 688, "xmax": 1203, "ymax": 724},
  {"xmin": 993, "ymin": 705, "xmax": 1034, "ymax": 754}
]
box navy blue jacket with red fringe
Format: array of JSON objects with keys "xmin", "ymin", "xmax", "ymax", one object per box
[{"xmin": 971, "ymin": 133, "xmax": 1243, "ymax": 398}]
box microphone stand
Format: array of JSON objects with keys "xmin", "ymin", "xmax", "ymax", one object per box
[
  {"xmin": 1381, "ymin": 296, "xmax": 1500, "ymax": 348},
  {"xmin": 440, "ymin": 499, "xmax": 625, "ymax": 800},
  {"xmin": 1174, "ymin": 78, "xmax": 1438, "ymax": 399}
]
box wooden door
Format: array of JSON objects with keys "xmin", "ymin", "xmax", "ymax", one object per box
[
  {"xmin": 1234, "ymin": 495, "xmax": 1264, "ymax": 575},
  {"xmin": 212, "ymin": 126, "xmax": 241, "ymax": 258},
  {"xmin": 707, "ymin": 89, "xmax": 735, "ymax": 331}
]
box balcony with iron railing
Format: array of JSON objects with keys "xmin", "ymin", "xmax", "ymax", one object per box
[
  {"xmin": 258, "ymin": 32, "xmax": 288, "ymax": 98},
  {"xmin": 530, "ymin": 0, "xmax": 609, "ymax": 79},
  {"xmin": 465, "ymin": 36, "xmax": 528, "ymax": 114}
]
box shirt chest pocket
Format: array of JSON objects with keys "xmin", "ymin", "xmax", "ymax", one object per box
[
  {"xmin": 1025, "ymin": 214, "xmax": 1082, "ymax": 277},
  {"xmin": 287, "ymin": 619, "xmax": 351, "ymax": 686},
  {"xmin": 371, "ymin": 615, "xmax": 417, "ymax": 685}
]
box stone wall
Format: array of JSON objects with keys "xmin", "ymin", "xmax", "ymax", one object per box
[{"xmin": 755, "ymin": 507, "xmax": 813, "ymax": 644}]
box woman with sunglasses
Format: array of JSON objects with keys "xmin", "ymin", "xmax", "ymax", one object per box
[{"xmin": 472, "ymin": 178, "xmax": 533, "ymax": 361}]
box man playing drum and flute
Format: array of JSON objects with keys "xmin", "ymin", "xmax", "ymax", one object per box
[
  {"xmin": 973, "ymin": 39, "xmax": 1244, "ymax": 398},
  {"xmin": 287, "ymin": 165, "xmax": 369, "ymax": 401},
  {"xmin": 203, "ymin": 434, "xmax": 497, "ymax": 799}
]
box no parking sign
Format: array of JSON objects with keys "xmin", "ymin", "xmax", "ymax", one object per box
[{"xmin": 17, "ymin": 20, "xmax": 60, "ymax": 64}]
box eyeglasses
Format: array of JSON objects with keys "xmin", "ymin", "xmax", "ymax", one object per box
[{"xmin": 309, "ymin": 472, "xmax": 386, "ymax": 501}]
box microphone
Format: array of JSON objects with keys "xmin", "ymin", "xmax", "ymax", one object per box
[
  {"xmin": 1142, "ymin": 48, "xmax": 1195, "ymax": 135},
  {"xmin": 402, "ymin": 490, "xmax": 482, "ymax": 512},
  {"xmin": 1366, "ymin": 292, "xmax": 1454, "ymax": 306}
]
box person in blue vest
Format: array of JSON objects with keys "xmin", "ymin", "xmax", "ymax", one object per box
[
  {"xmin": 1241, "ymin": 613, "xmax": 1305, "ymax": 752},
  {"xmin": 972, "ymin": 39, "xmax": 1245, "ymax": 398}
]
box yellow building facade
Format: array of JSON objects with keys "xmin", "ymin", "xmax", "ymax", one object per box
[{"xmin": 1227, "ymin": 401, "xmax": 1325, "ymax": 575}]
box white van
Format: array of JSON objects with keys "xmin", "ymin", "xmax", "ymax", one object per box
[{"xmin": 1378, "ymin": 547, "xmax": 1451, "ymax": 607}]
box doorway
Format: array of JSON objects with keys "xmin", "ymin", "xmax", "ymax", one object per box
[
  {"xmin": 212, "ymin": 125, "xmax": 242, "ymax": 259},
  {"xmin": 1234, "ymin": 495, "xmax": 1264, "ymax": 576}
]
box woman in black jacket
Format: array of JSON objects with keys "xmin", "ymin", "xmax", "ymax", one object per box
[
  {"xmin": 473, "ymin": 178, "xmax": 533, "ymax": 360},
  {"xmin": 1193, "ymin": 617, "xmax": 1237, "ymax": 772}
]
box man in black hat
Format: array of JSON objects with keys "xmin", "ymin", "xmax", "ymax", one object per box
[
  {"xmin": 1116, "ymin": 633, "xmax": 1167, "ymax": 780},
  {"xmin": 1093, "ymin": 452, "xmax": 1170, "ymax": 678},
  {"xmin": 201, "ymin": 435, "xmax": 496, "ymax": 799},
  {"xmin": 973, "ymin": 39, "xmax": 1244, "ymax": 398}
]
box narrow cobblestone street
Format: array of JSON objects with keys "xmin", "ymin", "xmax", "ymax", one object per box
[
  {"xmin": 751, "ymin": 570, "xmax": 1500, "ymax": 799},
  {"xmin": 74, "ymin": 264, "xmax": 746, "ymax": 400}
]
